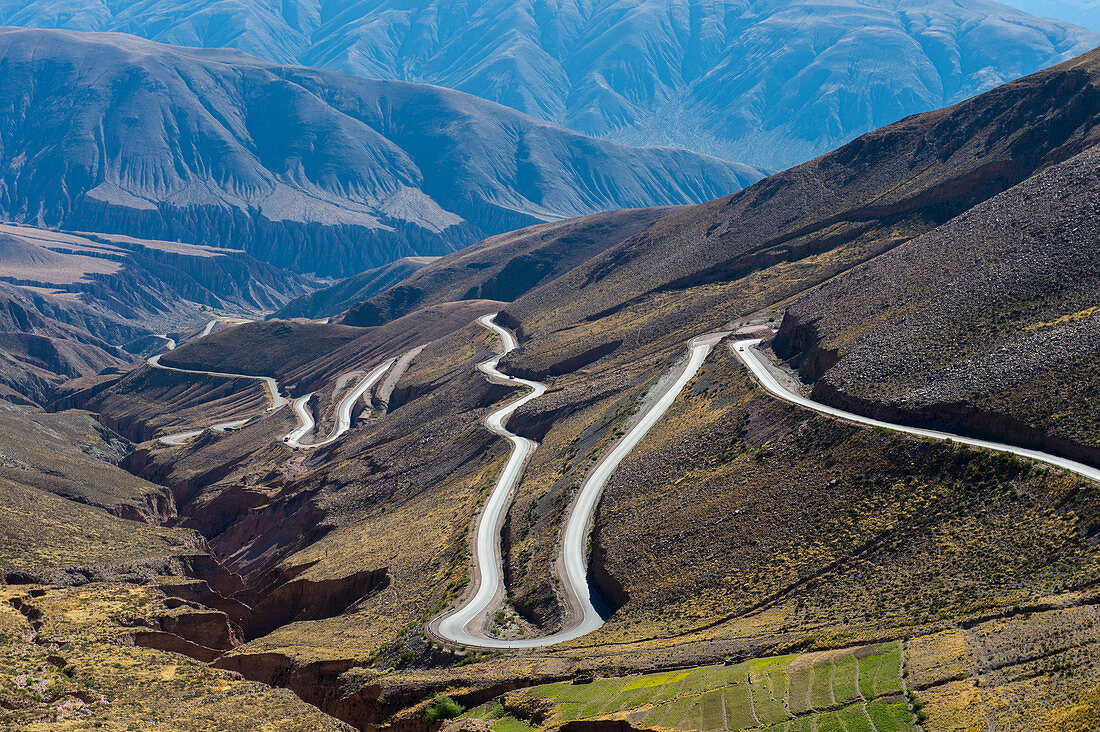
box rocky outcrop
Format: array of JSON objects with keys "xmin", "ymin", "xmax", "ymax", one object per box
[
  {"xmin": 110, "ymin": 489, "xmax": 177, "ymax": 525},
  {"xmin": 127, "ymin": 630, "xmax": 224, "ymax": 663},
  {"xmin": 246, "ymin": 568, "xmax": 390, "ymax": 639},
  {"xmin": 772, "ymin": 312, "xmax": 838, "ymax": 382},
  {"xmin": 159, "ymin": 579, "xmax": 251, "ymax": 626},
  {"xmin": 213, "ymin": 653, "xmax": 543, "ymax": 732},
  {"xmin": 155, "ymin": 608, "xmax": 238, "ymax": 651}
]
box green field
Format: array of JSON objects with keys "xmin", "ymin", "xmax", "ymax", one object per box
[{"xmin": 466, "ymin": 643, "xmax": 914, "ymax": 731}]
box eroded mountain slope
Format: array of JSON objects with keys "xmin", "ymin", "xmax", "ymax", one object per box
[
  {"xmin": 776, "ymin": 143, "xmax": 1100, "ymax": 464},
  {"xmin": 0, "ymin": 223, "xmax": 311, "ymax": 405},
  {"xmin": 272, "ymin": 257, "xmax": 437, "ymax": 321},
  {"xmin": 0, "ymin": 27, "xmax": 763, "ymax": 277},
  {"xmin": 342, "ymin": 208, "xmax": 672, "ymax": 327},
  {"xmin": 2, "ymin": 0, "xmax": 1096, "ymax": 169}
]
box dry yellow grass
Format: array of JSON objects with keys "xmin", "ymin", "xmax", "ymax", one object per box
[{"xmin": 0, "ymin": 583, "xmax": 348, "ymax": 730}]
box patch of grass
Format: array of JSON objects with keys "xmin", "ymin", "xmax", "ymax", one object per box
[
  {"xmin": 867, "ymin": 698, "xmax": 914, "ymax": 731},
  {"xmin": 425, "ymin": 695, "xmax": 465, "ymax": 724},
  {"xmin": 810, "ymin": 659, "xmax": 836, "ymax": 709},
  {"xmin": 832, "ymin": 652, "xmax": 860, "ymax": 705},
  {"xmin": 492, "ymin": 716, "xmax": 536, "ymax": 732},
  {"xmin": 873, "ymin": 643, "xmax": 903, "ymax": 697},
  {"xmin": 468, "ymin": 645, "xmax": 915, "ymax": 732}
]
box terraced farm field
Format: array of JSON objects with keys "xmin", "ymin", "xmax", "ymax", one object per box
[{"xmin": 465, "ymin": 643, "xmax": 914, "ymax": 731}]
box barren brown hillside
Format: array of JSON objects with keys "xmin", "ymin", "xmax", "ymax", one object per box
[
  {"xmin": 776, "ymin": 144, "xmax": 1100, "ymax": 463},
  {"xmin": 8, "ymin": 31, "xmax": 1100, "ymax": 732}
]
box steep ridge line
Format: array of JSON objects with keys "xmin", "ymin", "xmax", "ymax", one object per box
[
  {"xmin": 147, "ymin": 353, "xmax": 288, "ymax": 412},
  {"xmin": 434, "ymin": 315, "xmax": 730, "ymax": 648},
  {"xmin": 149, "ymin": 320, "xmax": 404, "ymax": 450},
  {"xmin": 732, "ymin": 339, "xmax": 1100, "ymax": 483},
  {"xmin": 148, "ymin": 320, "xmax": 286, "ymax": 445},
  {"xmin": 283, "ymin": 359, "xmax": 396, "ymax": 449}
]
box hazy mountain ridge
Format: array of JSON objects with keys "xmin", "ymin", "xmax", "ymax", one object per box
[
  {"xmin": 1, "ymin": 1, "xmax": 1096, "ymax": 168},
  {"xmin": 0, "ymin": 223, "xmax": 313, "ymax": 405},
  {"xmin": 271, "ymin": 257, "xmax": 437, "ymax": 320},
  {"xmin": 0, "ymin": 27, "xmax": 763, "ymax": 277}
]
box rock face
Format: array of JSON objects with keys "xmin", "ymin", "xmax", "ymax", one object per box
[
  {"xmin": 0, "ymin": 27, "xmax": 764, "ymax": 277},
  {"xmin": 245, "ymin": 567, "xmax": 389, "ymax": 639},
  {"xmin": 0, "ymin": 1, "xmax": 1095, "ymax": 170}
]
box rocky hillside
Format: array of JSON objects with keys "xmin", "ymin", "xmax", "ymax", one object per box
[
  {"xmin": 1, "ymin": 0, "xmax": 1095, "ymax": 169},
  {"xmin": 341, "ymin": 208, "xmax": 672, "ymax": 326},
  {"xmin": 0, "ymin": 27, "xmax": 763, "ymax": 277},
  {"xmin": 775, "ymin": 142, "xmax": 1100, "ymax": 464},
  {"xmin": 500, "ymin": 44, "xmax": 1100, "ymax": 375},
  {"xmin": 272, "ymin": 257, "xmax": 436, "ymax": 321}
]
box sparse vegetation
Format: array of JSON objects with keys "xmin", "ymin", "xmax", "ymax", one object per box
[{"xmin": 425, "ymin": 695, "xmax": 465, "ymax": 724}]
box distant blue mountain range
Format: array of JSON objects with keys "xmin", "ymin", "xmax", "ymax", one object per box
[
  {"xmin": 0, "ymin": 27, "xmax": 763, "ymax": 277},
  {"xmin": 1, "ymin": 0, "xmax": 1095, "ymax": 169}
]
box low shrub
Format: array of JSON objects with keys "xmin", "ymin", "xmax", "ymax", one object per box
[{"xmin": 424, "ymin": 695, "xmax": 465, "ymax": 724}]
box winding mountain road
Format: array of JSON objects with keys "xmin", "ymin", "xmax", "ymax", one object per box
[
  {"xmin": 150, "ymin": 317, "xmax": 404, "ymax": 449},
  {"xmin": 285, "ymin": 394, "xmax": 317, "ymax": 447},
  {"xmin": 434, "ymin": 315, "xmax": 730, "ymax": 649},
  {"xmin": 435, "ymin": 314, "xmax": 548, "ymax": 648},
  {"xmin": 732, "ymin": 339, "xmax": 1100, "ymax": 483},
  {"xmin": 148, "ymin": 320, "xmax": 287, "ymax": 445},
  {"xmin": 147, "ymin": 352, "xmax": 288, "ymax": 412},
  {"xmin": 148, "ymin": 314, "xmax": 1100, "ymax": 650},
  {"xmin": 284, "ymin": 359, "xmax": 395, "ymax": 448}
]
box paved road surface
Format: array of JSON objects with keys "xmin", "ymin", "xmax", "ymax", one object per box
[
  {"xmin": 148, "ymin": 321, "xmax": 284, "ymax": 445},
  {"xmin": 732, "ymin": 339, "xmax": 1100, "ymax": 483},
  {"xmin": 147, "ymin": 353, "xmax": 288, "ymax": 412},
  {"xmin": 284, "ymin": 359, "xmax": 394, "ymax": 448},
  {"xmin": 435, "ymin": 314, "xmax": 548, "ymax": 647},
  {"xmin": 435, "ymin": 316, "xmax": 729, "ymax": 649}
]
